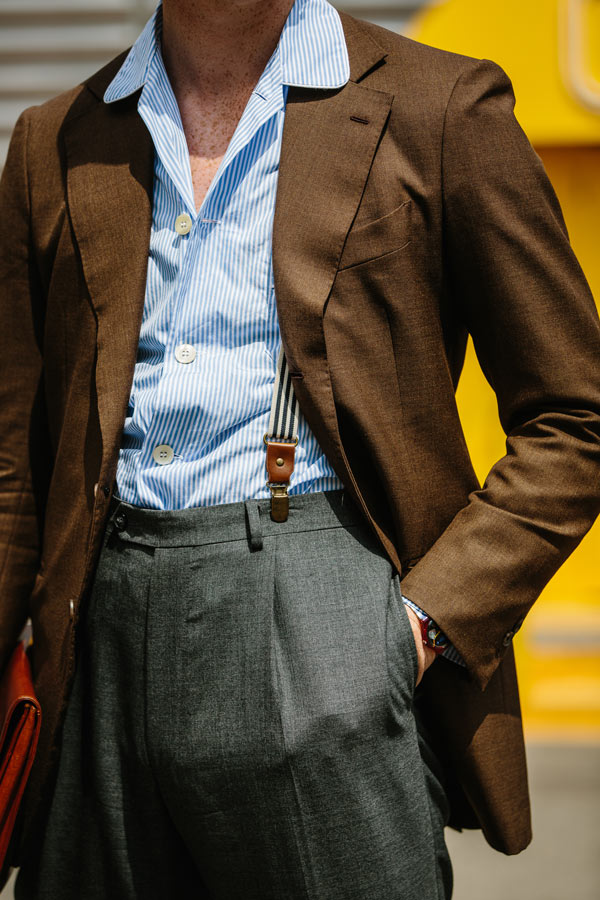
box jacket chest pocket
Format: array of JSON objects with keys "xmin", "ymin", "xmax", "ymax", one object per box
[{"xmin": 337, "ymin": 199, "xmax": 412, "ymax": 271}]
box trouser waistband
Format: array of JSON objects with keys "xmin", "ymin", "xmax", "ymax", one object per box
[{"xmin": 107, "ymin": 489, "xmax": 364, "ymax": 550}]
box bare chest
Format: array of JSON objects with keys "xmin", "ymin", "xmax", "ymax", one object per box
[{"xmin": 181, "ymin": 94, "xmax": 251, "ymax": 212}]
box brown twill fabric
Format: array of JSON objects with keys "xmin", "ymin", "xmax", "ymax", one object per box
[{"xmin": 0, "ymin": 11, "xmax": 599, "ymax": 860}]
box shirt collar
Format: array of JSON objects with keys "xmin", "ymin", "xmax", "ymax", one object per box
[
  {"xmin": 103, "ymin": 3, "xmax": 158, "ymax": 103},
  {"xmin": 103, "ymin": 0, "xmax": 349, "ymax": 104},
  {"xmin": 279, "ymin": 0, "xmax": 349, "ymax": 89}
]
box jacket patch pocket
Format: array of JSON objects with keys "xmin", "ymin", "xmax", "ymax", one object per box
[{"xmin": 338, "ymin": 199, "xmax": 412, "ymax": 271}]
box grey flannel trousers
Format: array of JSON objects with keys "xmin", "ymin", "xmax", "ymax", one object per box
[{"xmin": 16, "ymin": 489, "xmax": 452, "ymax": 899}]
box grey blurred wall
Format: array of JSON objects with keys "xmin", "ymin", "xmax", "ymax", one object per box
[{"xmin": 0, "ymin": 0, "xmax": 429, "ymax": 165}]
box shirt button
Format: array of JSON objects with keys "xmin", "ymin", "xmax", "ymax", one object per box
[
  {"xmin": 153, "ymin": 444, "xmax": 174, "ymax": 466},
  {"xmin": 174, "ymin": 343, "xmax": 196, "ymax": 364},
  {"xmin": 174, "ymin": 213, "xmax": 192, "ymax": 235}
]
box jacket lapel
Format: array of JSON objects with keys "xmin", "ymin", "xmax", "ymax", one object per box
[
  {"xmin": 272, "ymin": 78, "xmax": 393, "ymax": 373},
  {"xmin": 64, "ymin": 92, "xmax": 154, "ymax": 476},
  {"xmin": 272, "ymin": 16, "xmax": 396, "ymax": 554}
]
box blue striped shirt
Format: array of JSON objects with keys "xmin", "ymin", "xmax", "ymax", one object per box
[
  {"xmin": 104, "ymin": 0, "xmax": 346, "ymax": 509},
  {"xmin": 104, "ymin": 0, "xmax": 463, "ymax": 664}
]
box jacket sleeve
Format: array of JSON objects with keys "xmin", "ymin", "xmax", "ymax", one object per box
[
  {"xmin": 400, "ymin": 58, "xmax": 600, "ymax": 690},
  {"xmin": 0, "ymin": 109, "xmax": 50, "ymax": 674}
]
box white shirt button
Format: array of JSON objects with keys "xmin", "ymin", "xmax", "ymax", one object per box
[
  {"xmin": 174, "ymin": 343, "xmax": 196, "ymax": 364},
  {"xmin": 174, "ymin": 213, "xmax": 192, "ymax": 235},
  {"xmin": 153, "ymin": 444, "xmax": 174, "ymax": 465}
]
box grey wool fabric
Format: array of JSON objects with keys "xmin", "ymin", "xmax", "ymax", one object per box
[{"xmin": 16, "ymin": 490, "xmax": 451, "ymax": 900}]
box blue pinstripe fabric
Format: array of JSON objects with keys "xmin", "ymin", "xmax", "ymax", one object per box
[{"xmin": 104, "ymin": 0, "xmax": 347, "ymax": 510}]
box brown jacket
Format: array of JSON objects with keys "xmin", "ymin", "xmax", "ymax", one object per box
[{"xmin": 1, "ymin": 11, "xmax": 599, "ymax": 862}]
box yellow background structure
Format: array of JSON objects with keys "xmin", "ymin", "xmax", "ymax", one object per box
[{"xmin": 408, "ymin": 0, "xmax": 600, "ymax": 741}]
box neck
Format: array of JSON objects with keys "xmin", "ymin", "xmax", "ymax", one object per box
[{"xmin": 161, "ymin": 0, "xmax": 296, "ymax": 99}]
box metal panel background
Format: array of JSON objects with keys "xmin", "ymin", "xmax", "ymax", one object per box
[{"xmin": 0, "ymin": 0, "xmax": 152, "ymax": 163}]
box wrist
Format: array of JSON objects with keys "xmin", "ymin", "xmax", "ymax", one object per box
[
  {"xmin": 402, "ymin": 596, "xmax": 450, "ymax": 656},
  {"xmin": 403, "ymin": 606, "xmax": 437, "ymax": 686},
  {"xmin": 418, "ymin": 616, "xmax": 450, "ymax": 656}
]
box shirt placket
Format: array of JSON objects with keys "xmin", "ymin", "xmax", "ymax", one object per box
[{"xmin": 136, "ymin": 53, "xmax": 285, "ymax": 496}]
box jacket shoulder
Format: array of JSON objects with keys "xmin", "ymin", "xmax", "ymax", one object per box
[
  {"xmin": 340, "ymin": 10, "xmax": 496, "ymax": 84},
  {"xmin": 6, "ymin": 51, "xmax": 131, "ymax": 219},
  {"xmin": 19, "ymin": 50, "xmax": 129, "ymax": 136}
]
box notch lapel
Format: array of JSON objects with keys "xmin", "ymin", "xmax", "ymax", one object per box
[
  {"xmin": 64, "ymin": 95, "xmax": 153, "ymax": 476},
  {"xmin": 272, "ymin": 24, "xmax": 394, "ymax": 542},
  {"xmin": 272, "ymin": 79, "xmax": 393, "ymax": 374}
]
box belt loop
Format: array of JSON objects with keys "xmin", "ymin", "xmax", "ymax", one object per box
[{"xmin": 244, "ymin": 500, "xmax": 264, "ymax": 551}]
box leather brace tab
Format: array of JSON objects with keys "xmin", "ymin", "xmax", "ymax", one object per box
[
  {"xmin": 265, "ymin": 440, "xmax": 296, "ymax": 522},
  {"xmin": 266, "ymin": 441, "xmax": 295, "ymax": 483}
]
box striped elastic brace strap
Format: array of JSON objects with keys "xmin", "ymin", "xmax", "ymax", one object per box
[{"xmin": 264, "ymin": 347, "xmax": 298, "ymax": 522}]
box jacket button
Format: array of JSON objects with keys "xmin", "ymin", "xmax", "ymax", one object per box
[
  {"xmin": 502, "ymin": 630, "xmax": 514, "ymax": 647},
  {"xmin": 102, "ymin": 484, "xmax": 111, "ymax": 498}
]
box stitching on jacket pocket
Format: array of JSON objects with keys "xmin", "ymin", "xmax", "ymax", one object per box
[{"xmin": 338, "ymin": 199, "xmax": 412, "ymax": 271}]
